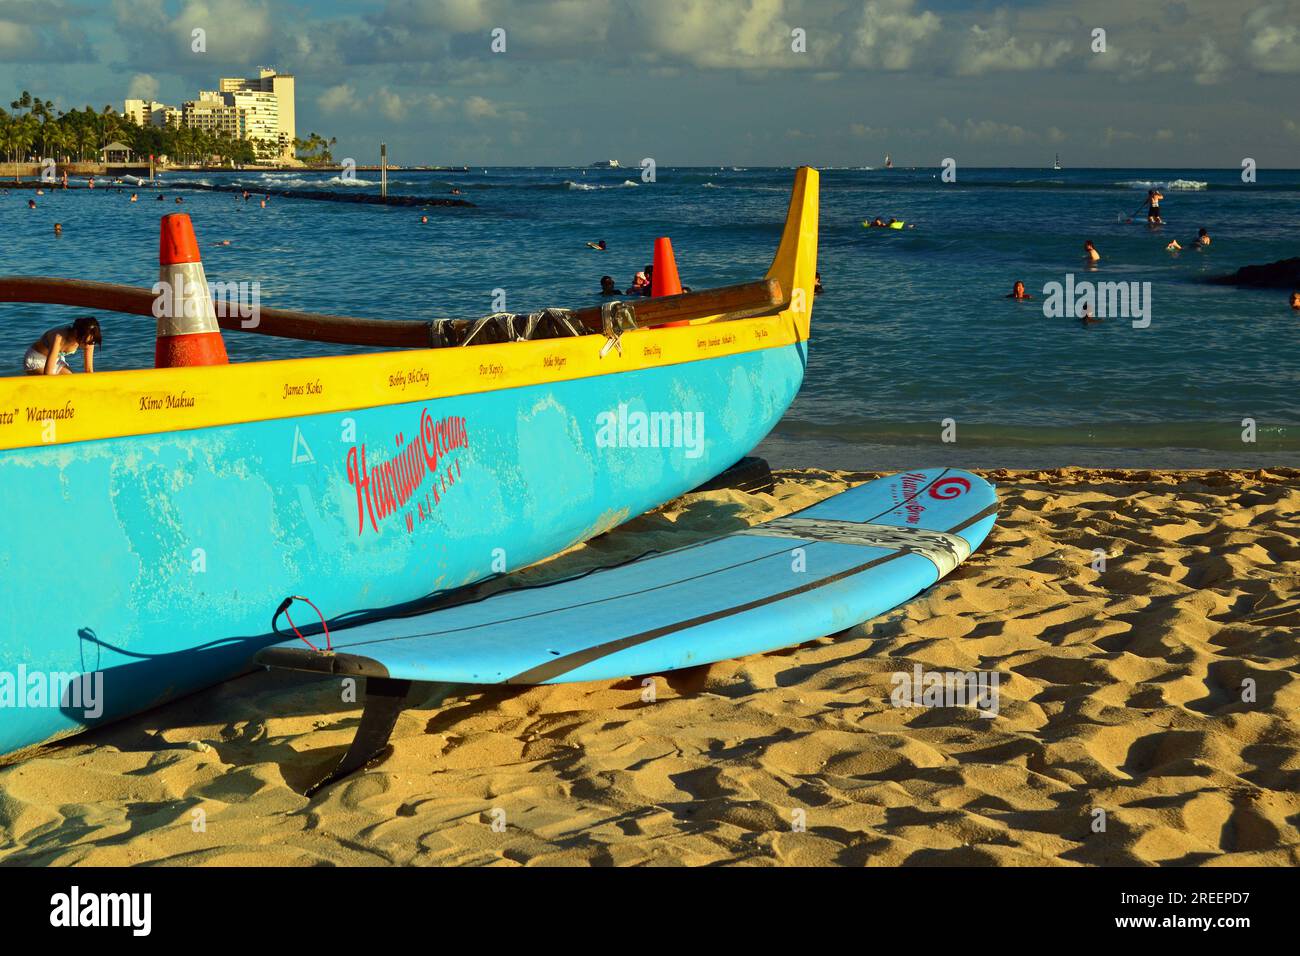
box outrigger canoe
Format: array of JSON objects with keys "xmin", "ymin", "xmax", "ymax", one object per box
[{"xmin": 0, "ymin": 167, "xmax": 819, "ymax": 758}]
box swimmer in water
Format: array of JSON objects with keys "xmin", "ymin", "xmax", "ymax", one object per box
[
  {"xmin": 53, "ymin": 223, "xmax": 62, "ymax": 237},
  {"xmin": 260, "ymin": 199, "xmax": 267, "ymax": 208},
  {"xmin": 1166, "ymin": 239, "xmax": 1182, "ymax": 251},
  {"xmin": 1291, "ymin": 291, "xmax": 1300, "ymax": 311},
  {"xmin": 1194, "ymin": 227, "xmax": 1211, "ymax": 248},
  {"xmin": 24, "ymin": 316, "xmax": 102, "ymax": 376},
  {"xmin": 175, "ymin": 196, "xmax": 183, "ymax": 203},
  {"xmin": 586, "ymin": 240, "xmax": 607, "ymax": 251},
  {"xmin": 420, "ymin": 215, "xmax": 428, "ymax": 224},
  {"xmin": 130, "ymin": 193, "xmax": 138, "ymax": 202},
  {"xmin": 599, "ymin": 275, "xmax": 620, "ymax": 296},
  {"xmin": 1006, "ymin": 280, "xmax": 1032, "ymax": 300},
  {"xmin": 627, "ymin": 271, "xmax": 649, "ymax": 295},
  {"xmin": 27, "ymin": 199, "xmax": 36, "ymax": 209},
  {"xmin": 1083, "ymin": 240, "xmax": 1100, "ymax": 263},
  {"xmin": 1079, "ymin": 303, "xmax": 1101, "ymax": 324},
  {"xmin": 814, "ymin": 272, "xmax": 824, "ymax": 294},
  {"xmin": 214, "ymin": 240, "xmax": 231, "ymax": 246},
  {"xmin": 157, "ymin": 194, "xmax": 165, "ymax": 201},
  {"xmin": 1146, "ymin": 189, "xmax": 1164, "ymax": 224}
]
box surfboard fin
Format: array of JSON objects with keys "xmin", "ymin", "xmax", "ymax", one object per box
[{"xmin": 305, "ymin": 677, "xmax": 413, "ymax": 796}]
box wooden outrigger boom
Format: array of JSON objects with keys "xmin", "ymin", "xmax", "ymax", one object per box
[{"xmin": 0, "ymin": 276, "xmax": 784, "ymax": 348}]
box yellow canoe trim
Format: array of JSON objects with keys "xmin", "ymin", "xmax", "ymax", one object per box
[{"xmin": 0, "ymin": 168, "xmax": 818, "ymax": 453}]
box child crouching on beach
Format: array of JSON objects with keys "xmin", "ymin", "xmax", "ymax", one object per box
[{"xmin": 24, "ymin": 317, "xmax": 102, "ymax": 376}]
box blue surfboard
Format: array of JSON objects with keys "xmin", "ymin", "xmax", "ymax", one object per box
[
  {"xmin": 261, "ymin": 467, "xmax": 996, "ymax": 685},
  {"xmin": 258, "ymin": 468, "xmax": 996, "ymax": 789}
]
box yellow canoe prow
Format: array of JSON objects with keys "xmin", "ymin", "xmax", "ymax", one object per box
[{"xmin": 765, "ymin": 166, "xmax": 818, "ymax": 342}]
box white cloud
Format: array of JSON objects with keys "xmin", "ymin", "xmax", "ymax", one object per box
[
  {"xmin": 126, "ymin": 73, "xmax": 160, "ymax": 101},
  {"xmin": 849, "ymin": 0, "xmax": 941, "ymax": 70},
  {"xmin": 463, "ymin": 95, "xmax": 498, "ymax": 119},
  {"xmin": 938, "ymin": 117, "xmax": 1038, "ymax": 146},
  {"xmin": 955, "ymin": 17, "xmax": 1073, "ymax": 75},
  {"xmin": 319, "ymin": 84, "xmax": 448, "ymax": 120},
  {"xmin": 376, "ymin": 87, "xmax": 407, "ymax": 121},
  {"xmin": 1244, "ymin": 5, "xmax": 1300, "ymax": 71},
  {"xmin": 850, "ymin": 123, "xmax": 888, "ymax": 139},
  {"xmin": 317, "ymin": 83, "xmax": 358, "ymax": 114},
  {"xmin": 1191, "ymin": 36, "xmax": 1229, "ymax": 83}
]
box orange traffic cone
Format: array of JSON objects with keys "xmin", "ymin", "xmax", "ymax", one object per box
[
  {"xmin": 154, "ymin": 213, "xmax": 228, "ymax": 368},
  {"xmin": 650, "ymin": 236, "xmax": 689, "ymax": 327}
]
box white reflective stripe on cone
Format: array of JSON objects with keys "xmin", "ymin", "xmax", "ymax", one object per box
[{"xmin": 156, "ymin": 261, "xmax": 218, "ymax": 338}]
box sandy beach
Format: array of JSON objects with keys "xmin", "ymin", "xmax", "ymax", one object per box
[{"xmin": 0, "ymin": 466, "xmax": 1296, "ymax": 867}]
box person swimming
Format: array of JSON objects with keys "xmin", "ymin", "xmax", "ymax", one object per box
[
  {"xmin": 600, "ymin": 275, "xmax": 620, "ymax": 296},
  {"xmin": 130, "ymin": 193, "xmax": 138, "ymax": 202},
  {"xmin": 24, "ymin": 316, "xmax": 102, "ymax": 376},
  {"xmin": 1291, "ymin": 291, "xmax": 1300, "ymax": 311},
  {"xmin": 1006, "ymin": 280, "xmax": 1032, "ymax": 300},
  {"xmin": 814, "ymin": 272, "xmax": 824, "ymax": 294},
  {"xmin": 627, "ymin": 271, "xmax": 649, "ymax": 295},
  {"xmin": 1146, "ymin": 189, "xmax": 1164, "ymax": 224},
  {"xmin": 1195, "ymin": 227, "xmax": 1211, "ymax": 248},
  {"xmin": 1166, "ymin": 239, "xmax": 1182, "ymax": 251},
  {"xmin": 27, "ymin": 199, "xmax": 36, "ymax": 209},
  {"xmin": 1083, "ymin": 240, "xmax": 1100, "ymax": 263},
  {"xmin": 586, "ymin": 240, "xmax": 608, "ymax": 251},
  {"xmin": 157, "ymin": 194, "xmax": 165, "ymax": 201},
  {"xmin": 420, "ymin": 215, "xmax": 428, "ymax": 224},
  {"xmin": 869, "ymin": 216, "xmax": 886, "ymax": 227},
  {"xmin": 53, "ymin": 223, "xmax": 62, "ymax": 237}
]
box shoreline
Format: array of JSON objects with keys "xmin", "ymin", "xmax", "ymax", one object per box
[{"xmin": 1, "ymin": 466, "xmax": 1295, "ymax": 866}]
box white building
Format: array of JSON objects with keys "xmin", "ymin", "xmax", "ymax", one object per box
[
  {"xmin": 124, "ymin": 67, "xmax": 297, "ymax": 163},
  {"xmin": 124, "ymin": 99, "xmax": 174, "ymax": 128},
  {"xmin": 219, "ymin": 68, "xmax": 296, "ymax": 162}
]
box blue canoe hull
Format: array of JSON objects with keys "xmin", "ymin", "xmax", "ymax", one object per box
[{"xmin": 0, "ymin": 342, "xmax": 806, "ymax": 756}]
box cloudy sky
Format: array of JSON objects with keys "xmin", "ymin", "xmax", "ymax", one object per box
[{"xmin": 1, "ymin": 0, "xmax": 1298, "ymax": 167}]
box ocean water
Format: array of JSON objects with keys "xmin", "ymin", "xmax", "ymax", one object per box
[{"xmin": 1, "ymin": 166, "xmax": 1297, "ymax": 470}]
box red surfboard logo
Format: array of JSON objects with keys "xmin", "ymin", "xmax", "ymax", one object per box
[{"xmin": 929, "ymin": 476, "xmax": 971, "ymax": 499}]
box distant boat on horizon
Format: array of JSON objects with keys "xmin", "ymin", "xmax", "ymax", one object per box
[
  {"xmin": 1053, "ymin": 153, "xmax": 1062, "ymax": 170},
  {"xmin": 884, "ymin": 154, "xmax": 893, "ymax": 169},
  {"xmin": 591, "ymin": 159, "xmax": 621, "ymax": 169}
]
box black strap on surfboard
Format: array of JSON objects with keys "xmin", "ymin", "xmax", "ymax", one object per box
[{"xmin": 306, "ymin": 676, "xmax": 413, "ymax": 796}]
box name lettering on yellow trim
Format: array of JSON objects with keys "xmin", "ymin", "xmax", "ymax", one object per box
[{"xmin": 0, "ymin": 310, "xmax": 807, "ymax": 453}]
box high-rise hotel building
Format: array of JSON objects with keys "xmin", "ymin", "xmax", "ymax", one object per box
[{"xmin": 125, "ymin": 68, "xmax": 297, "ymax": 162}]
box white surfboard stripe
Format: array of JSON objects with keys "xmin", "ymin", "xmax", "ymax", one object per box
[{"xmin": 742, "ymin": 517, "xmax": 972, "ymax": 576}]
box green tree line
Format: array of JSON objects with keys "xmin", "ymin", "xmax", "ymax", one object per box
[{"xmin": 0, "ymin": 90, "xmax": 335, "ymax": 169}]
